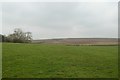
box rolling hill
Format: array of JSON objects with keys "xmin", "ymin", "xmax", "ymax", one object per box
[{"xmin": 32, "ymin": 38, "xmax": 118, "ymax": 45}]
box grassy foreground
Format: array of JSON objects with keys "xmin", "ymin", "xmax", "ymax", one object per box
[{"xmin": 2, "ymin": 43, "xmax": 118, "ymax": 78}]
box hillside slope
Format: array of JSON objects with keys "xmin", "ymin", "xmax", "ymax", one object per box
[{"xmin": 32, "ymin": 38, "xmax": 118, "ymax": 45}]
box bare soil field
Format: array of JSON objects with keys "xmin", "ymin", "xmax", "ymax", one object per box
[{"xmin": 32, "ymin": 38, "xmax": 118, "ymax": 45}]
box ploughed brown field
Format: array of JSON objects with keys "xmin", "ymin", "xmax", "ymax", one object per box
[{"xmin": 32, "ymin": 38, "xmax": 118, "ymax": 45}]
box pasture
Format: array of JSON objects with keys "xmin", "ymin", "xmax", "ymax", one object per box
[{"xmin": 2, "ymin": 43, "xmax": 118, "ymax": 78}]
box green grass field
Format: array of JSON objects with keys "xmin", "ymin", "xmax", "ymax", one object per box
[{"xmin": 2, "ymin": 43, "xmax": 118, "ymax": 78}]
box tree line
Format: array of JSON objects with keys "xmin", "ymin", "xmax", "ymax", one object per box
[{"xmin": 0, "ymin": 28, "xmax": 32, "ymax": 43}]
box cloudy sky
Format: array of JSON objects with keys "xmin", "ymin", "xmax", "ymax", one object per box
[{"xmin": 1, "ymin": 1, "xmax": 118, "ymax": 39}]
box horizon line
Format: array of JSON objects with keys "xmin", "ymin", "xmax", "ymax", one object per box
[{"xmin": 33, "ymin": 37, "xmax": 119, "ymax": 40}]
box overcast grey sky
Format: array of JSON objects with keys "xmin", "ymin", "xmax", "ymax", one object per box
[{"xmin": 1, "ymin": 2, "xmax": 118, "ymax": 39}]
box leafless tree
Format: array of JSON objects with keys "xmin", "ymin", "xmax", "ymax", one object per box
[{"xmin": 7, "ymin": 28, "xmax": 32, "ymax": 43}]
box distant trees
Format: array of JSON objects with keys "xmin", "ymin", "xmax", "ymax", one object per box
[
  {"xmin": 0, "ymin": 34, "xmax": 2, "ymax": 42},
  {"xmin": 0, "ymin": 28, "xmax": 32, "ymax": 43},
  {"xmin": 0, "ymin": 34, "xmax": 7, "ymax": 42}
]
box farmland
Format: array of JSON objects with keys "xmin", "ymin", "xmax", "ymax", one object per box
[
  {"xmin": 32, "ymin": 38, "xmax": 118, "ymax": 45},
  {"xmin": 2, "ymin": 43, "xmax": 118, "ymax": 78}
]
